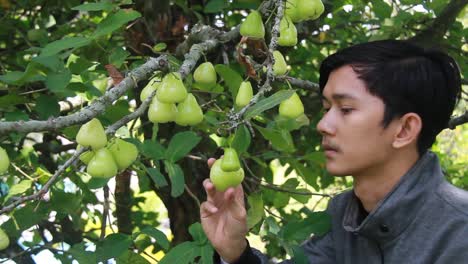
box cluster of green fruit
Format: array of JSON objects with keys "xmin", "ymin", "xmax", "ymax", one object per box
[
  {"xmin": 0, "ymin": 146, "xmax": 9, "ymax": 174},
  {"xmin": 76, "ymin": 118, "xmax": 138, "ymax": 178},
  {"xmin": 210, "ymin": 148, "xmax": 245, "ymax": 192},
  {"xmin": 141, "ymin": 70, "xmax": 207, "ymax": 126}
]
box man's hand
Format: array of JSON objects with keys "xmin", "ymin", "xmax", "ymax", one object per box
[{"xmin": 200, "ymin": 158, "xmax": 248, "ymax": 263}]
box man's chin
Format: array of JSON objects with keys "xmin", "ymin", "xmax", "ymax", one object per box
[{"xmin": 326, "ymin": 164, "xmax": 351, "ymax": 177}]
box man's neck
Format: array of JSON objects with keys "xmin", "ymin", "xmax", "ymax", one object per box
[{"xmin": 353, "ymin": 150, "xmax": 420, "ymax": 212}]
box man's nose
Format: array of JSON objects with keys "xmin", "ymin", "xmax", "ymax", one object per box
[{"xmin": 316, "ymin": 113, "xmax": 335, "ymax": 136}]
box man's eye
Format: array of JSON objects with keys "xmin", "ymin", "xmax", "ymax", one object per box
[{"xmin": 341, "ymin": 108, "xmax": 353, "ymax": 114}]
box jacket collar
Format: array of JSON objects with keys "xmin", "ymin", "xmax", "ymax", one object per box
[{"xmin": 342, "ymin": 151, "xmax": 444, "ymax": 243}]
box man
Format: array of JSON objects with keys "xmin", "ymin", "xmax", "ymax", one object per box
[{"xmin": 200, "ymin": 40, "xmax": 468, "ymax": 263}]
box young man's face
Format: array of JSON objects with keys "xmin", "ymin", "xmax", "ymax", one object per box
[{"xmin": 317, "ymin": 65, "xmax": 398, "ymax": 176}]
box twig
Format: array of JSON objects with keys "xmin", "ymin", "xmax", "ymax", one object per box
[
  {"xmin": 184, "ymin": 184, "xmax": 201, "ymax": 208},
  {"xmin": 100, "ymin": 185, "xmax": 110, "ymax": 240},
  {"xmin": 448, "ymin": 110, "xmax": 468, "ymax": 129}
]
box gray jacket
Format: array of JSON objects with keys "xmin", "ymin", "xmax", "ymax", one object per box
[{"xmin": 225, "ymin": 152, "xmax": 468, "ymax": 263}]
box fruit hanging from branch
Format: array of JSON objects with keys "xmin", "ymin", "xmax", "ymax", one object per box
[
  {"xmin": 175, "ymin": 93, "xmax": 204, "ymax": 126},
  {"xmin": 0, "ymin": 228, "xmax": 10, "ymax": 250},
  {"xmin": 0, "ymin": 147, "xmax": 9, "ymax": 174},
  {"xmin": 148, "ymin": 97, "xmax": 178, "ymax": 123},
  {"xmin": 279, "ymin": 92, "xmax": 305, "ymax": 119},
  {"xmin": 86, "ymin": 148, "xmax": 118, "ymax": 178},
  {"xmin": 273, "ymin": 50, "xmax": 288, "ymax": 76},
  {"xmin": 140, "ymin": 77, "xmax": 161, "ymax": 101},
  {"xmin": 297, "ymin": 0, "xmax": 325, "ymax": 21},
  {"xmin": 240, "ymin": 10, "xmax": 265, "ymax": 39},
  {"xmin": 235, "ymin": 81, "xmax": 254, "ymax": 108},
  {"xmin": 108, "ymin": 138, "xmax": 139, "ymax": 171},
  {"xmin": 156, "ymin": 72, "xmax": 188, "ymax": 104},
  {"xmin": 193, "ymin": 62, "xmax": 217, "ymax": 89},
  {"xmin": 278, "ymin": 15, "xmax": 298, "ymax": 47},
  {"xmin": 76, "ymin": 118, "xmax": 107, "ymax": 150}
]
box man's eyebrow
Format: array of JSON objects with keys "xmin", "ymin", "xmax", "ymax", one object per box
[{"xmin": 321, "ymin": 93, "xmax": 357, "ymax": 102}]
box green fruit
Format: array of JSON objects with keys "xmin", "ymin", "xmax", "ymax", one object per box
[
  {"xmin": 148, "ymin": 97, "xmax": 178, "ymax": 123},
  {"xmin": 235, "ymin": 81, "xmax": 254, "ymax": 107},
  {"xmin": 273, "ymin": 50, "xmax": 288, "ymax": 76},
  {"xmin": 87, "ymin": 148, "xmax": 118, "ymax": 178},
  {"xmin": 108, "ymin": 138, "xmax": 138, "ymax": 171},
  {"xmin": 0, "ymin": 147, "xmax": 9, "ymax": 174},
  {"xmin": 0, "ymin": 228, "xmax": 10, "ymax": 250},
  {"xmin": 210, "ymin": 159, "xmax": 244, "ymax": 192},
  {"xmin": 279, "ymin": 92, "xmax": 304, "ymax": 119},
  {"xmin": 221, "ymin": 148, "xmax": 241, "ymax": 172},
  {"xmin": 175, "ymin": 93, "xmax": 204, "ymax": 126},
  {"xmin": 77, "ymin": 145, "xmax": 94, "ymax": 165},
  {"xmin": 27, "ymin": 29, "xmax": 47, "ymax": 42},
  {"xmin": 240, "ymin": 10, "xmax": 265, "ymax": 39},
  {"xmin": 193, "ymin": 62, "xmax": 217, "ymax": 89},
  {"xmin": 140, "ymin": 78, "xmax": 161, "ymax": 102},
  {"xmin": 285, "ymin": 0, "xmax": 302, "ymax": 22},
  {"xmin": 76, "ymin": 118, "xmax": 107, "ymax": 150},
  {"xmin": 278, "ymin": 15, "xmax": 297, "ymax": 47},
  {"xmin": 298, "ymin": 0, "xmax": 324, "ymax": 21},
  {"xmin": 156, "ymin": 72, "xmax": 187, "ymax": 103}
]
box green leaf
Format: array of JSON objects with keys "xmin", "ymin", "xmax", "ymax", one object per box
[
  {"xmin": 254, "ymin": 125, "xmax": 295, "ymax": 153},
  {"xmin": 46, "ymin": 70, "xmax": 72, "ymax": 94},
  {"xmin": 140, "ymin": 140, "xmax": 165, "ymax": 160},
  {"xmin": 244, "ymin": 90, "xmax": 295, "ymax": 119},
  {"xmin": 5, "ymin": 180, "xmax": 32, "ymax": 201},
  {"xmin": 159, "ymin": 241, "xmax": 200, "ymax": 264},
  {"xmin": 92, "ymin": 9, "xmax": 142, "ymax": 38},
  {"xmin": 164, "ymin": 161, "xmax": 185, "ymax": 197},
  {"xmin": 247, "ymin": 193, "xmax": 264, "ymax": 229},
  {"xmin": 373, "ymin": 0, "xmax": 392, "ymax": 19},
  {"xmin": 0, "ymin": 94, "xmax": 28, "ymax": 109},
  {"xmin": 139, "ymin": 226, "xmax": 170, "ymax": 250},
  {"xmin": 5, "ymin": 111, "xmax": 29, "ymax": 121},
  {"xmin": 109, "ymin": 47, "xmax": 130, "ymax": 68},
  {"xmin": 41, "ymin": 37, "xmax": 91, "ymax": 57},
  {"xmin": 32, "ymin": 55, "xmax": 64, "ymax": 72},
  {"xmin": 72, "ymin": 0, "xmax": 114, "ymax": 11},
  {"xmin": 165, "ymin": 131, "xmax": 201, "ymax": 162},
  {"xmin": 35, "ymin": 95, "xmax": 60, "ymax": 120},
  {"xmin": 116, "ymin": 251, "xmax": 150, "ymax": 264},
  {"xmin": 292, "ymin": 161, "xmax": 319, "ymax": 189},
  {"xmin": 50, "ymin": 190, "xmax": 82, "ymax": 215},
  {"xmin": 146, "ymin": 167, "xmax": 168, "ymax": 188},
  {"xmin": 290, "ymin": 188, "xmax": 311, "ymax": 204},
  {"xmin": 281, "ymin": 211, "xmax": 331, "ymax": 242},
  {"xmin": 96, "ymin": 233, "xmax": 133, "ymax": 261},
  {"xmin": 231, "ymin": 124, "xmax": 251, "ymax": 155},
  {"xmin": 214, "ymin": 64, "xmax": 243, "ymax": 97},
  {"xmin": 204, "ymin": 0, "xmax": 228, "ymax": 13},
  {"xmin": 189, "ymin": 222, "xmax": 207, "ymax": 245},
  {"xmin": 69, "ymin": 243, "xmax": 97, "ymax": 264},
  {"xmin": 153, "ymin": 43, "xmax": 167, "ymax": 52},
  {"xmin": 200, "ymin": 244, "xmax": 214, "ymax": 264},
  {"xmin": 265, "ymin": 216, "xmax": 280, "ymax": 235}
]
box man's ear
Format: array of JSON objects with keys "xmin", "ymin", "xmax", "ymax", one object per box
[{"xmin": 392, "ymin": 113, "xmax": 422, "ymax": 149}]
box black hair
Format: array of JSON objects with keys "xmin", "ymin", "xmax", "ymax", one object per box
[{"xmin": 319, "ymin": 40, "xmax": 461, "ymax": 155}]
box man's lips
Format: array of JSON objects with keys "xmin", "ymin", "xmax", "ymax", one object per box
[{"xmin": 322, "ymin": 142, "xmax": 340, "ymax": 156}]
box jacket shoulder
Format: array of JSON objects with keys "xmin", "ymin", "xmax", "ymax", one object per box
[{"xmin": 435, "ymin": 181, "xmax": 468, "ymax": 218}]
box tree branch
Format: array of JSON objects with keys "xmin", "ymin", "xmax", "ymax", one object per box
[
  {"xmin": 409, "ymin": 0, "xmax": 468, "ymax": 47},
  {"xmin": 0, "ymin": 56, "xmax": 169, "ymax": 135},
  {"xmin": 227, "ymin": 0, "xmax": 285, "ymax": 127},
  {"xmin": 448, "ymin": 110, "xmax": 468, "ymax": 129}
]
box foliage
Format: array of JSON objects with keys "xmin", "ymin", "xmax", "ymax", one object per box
[{"xmin": 0, "ymin": 0, "xmax": 466, "ymax": 263}]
